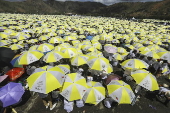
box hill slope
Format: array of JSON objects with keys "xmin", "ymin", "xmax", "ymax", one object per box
[{"xmin": 0, "ymin": 0, "xmax": 170, "ymax": 20}]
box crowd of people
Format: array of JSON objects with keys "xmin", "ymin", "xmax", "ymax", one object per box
[{"xmin": 0, "ymin": 14, "xmax": 170, "ymax": 113}]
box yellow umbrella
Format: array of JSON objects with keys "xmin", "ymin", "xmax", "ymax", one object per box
[
  {"xmin": 61, "ymin": 48, "xmax": 77, "ymax": 58},
  {"xmin": 18, "ymin": 50, "xmax": 44, "ymax": 65},
  {"xmin": 125, "ymin": 44, "xmax": 134, "ymax": 50},
  {"xmin": 0, "ymin": 32, "xmax": 8, "ymax": 39},
  {"xmin": 113, "ymin": 53, "xmax": 123, "ymax": 60},
  {"xmin": 27, "ymin": 65, "xmax": 65, "ymax": 94},
  {"xmin": 0, "ymin": 40, "xmax": 8, "ymax": 46},
  {"xmin": 10, "ymin": 44, "xmax": 23, "ymax": 50},
  {"xmin": 57, "ymin": 64, "xmax": 70, "ymax": 74},
  {"xmin": 157, "ymin": 52, "xmax": 170, "ymax": 63},
  {"xmin": 29, "ymin": 45, "xmax": 38, "ymax": 51},
  {"xmin": 37, "ymin": 43, "xmax": 54, "ymax": 53},
  {"xmin": 70, "ymin": 54, "xmax": 88, "ymax": 66},
  {"xmin": 60, "ymin": 73, "xmax": 87, "ymax": 101},
  {"xmin": 64, "ymin": 36, "xmax": 76, "ymax": 41},
  {"xmin": 39, "ymin": 35, "xmax": 49, "ymax": 41},
  {"xmin": 48, "ymin": 37, "xmax": 61, "ymax": 44},
  {"xmin": 138, "ymin": 47, "xmax": 150, "ymax": 52},
  {"xmin": 87, "ymin": 56, "xmax": 110, "ymax": 71},
  {"xmin": 121, "ymin": 59, "xmax": 149, "ymax": 69},
  {"xmin": 43, "ymin": 51, "xmax": 66, "ymax": 63},
  {"xmin": 117, "ymin": 47, "xmax": 127, "ymax": 53},
  {"xmin": 131, "ymin": 70, "xmax": 159, "ymax": 91},
  {"xmin": 107, "ymin": 80, "xmax": 135, "ymax": 104},
  {"xmin": 83, "ymin": 81, "xmax": 105, "ymax": 105},
  {"xmin": 140, "ymin": 51, "xmax": 160, "ymax": 59}
]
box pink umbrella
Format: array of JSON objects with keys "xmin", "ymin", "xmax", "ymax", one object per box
[
  {"xmin": 0, "ymin": 75, "xmax": 8, "ymax": 83},
  {"xmin": 104, "ymin": 46, "xmax": 117, "ymax": 53},
  {"xmin": 105, "ymin": 74, "xmax": 121, "ymax": 85}
]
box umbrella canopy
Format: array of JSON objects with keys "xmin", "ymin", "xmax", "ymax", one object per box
[
  {"xmin": 157, "ymin": 52, "xmax": 170, "ymax": 63},
  {"xmin": 0, "ymin": 47, "xmax": 15, "ymax": 68},
  {"xmin": 48, "ymin": 37, "xmax": 61, "ymax": 44},
  {"xmin": 61, "ymin": 48, "xmax": 77, "ymax": 58},
  {"xmin": 0, "ymin": 75, "xmax": 8, "ymax": 83},
  {"xmin": 43, "ymin": 51, "xmax": 65, "ymax": 63},
  {"xmin": 70, "ymin": 54, "xmax": 88, "ymax": 66},
  {"xmin": 5, "ymin": 68, "xmax": 24, "ymax": 81},
  {"xmin": 107, "ymin": 80, "xmax": 135, "ymax": 104},
  {"xmin": 57, "ymin": 64, "xmax": 70, "ymax": 74},
  {"xmin": 87, "ymin": 56, "xmax": 110, "ymax": 71},
  {"xmin": 0, "ymin": 82, "xmax": 25, "ymax": 107},
  {"xmin": 105, "ymin": 74, "xmax": 121, "ymax": 85},
  {"xmin": 60, "ymin": 73, "xmax": 87, "ymax": 101},
  {"xmin": 121, "ymin": 59, "xmax": 149, "ymax": 69},
  {"xmin": 18, "ymin": 50, "xmax": 44, "ymax": 65},
  {"xmin": 27, "ymin": 65, "xmax": 65, "ymax": 94},
  {"xmin": 113, "ymin": 53, "xmax": 123, "ymax": 60},
  {"xmin": 131, "ymin": 70, "xmax": 159, "ymax": 91},
  {"xmin": 10, "ymin": 44, "xmax": 23, "ymax": 50},
  {"xmin": 104, "ymin": 46, "xmax": 117, "ymax": 53},
  {"xmin": 10, "ymin": 54, "xmax": 23, "ymax": 67},
  {"xmin": 37, "ymin": 43, "xmax": 54, "ymax": 53},
  {"xmin": 140, "ymin": 51, "xmax": 160, "ymax": 59},
  {"xmin": 83, "ymin": 81, "xmax": 105, "ymax": 105}
]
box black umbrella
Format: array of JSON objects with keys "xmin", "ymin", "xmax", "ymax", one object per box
[{"xmin": 0, "ymin": 47, "xmax": 15, "ymax": 68}]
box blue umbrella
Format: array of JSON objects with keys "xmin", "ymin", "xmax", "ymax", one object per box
[
  {"xmin": 86, "ymin": 35, "xmax": 93, "ymax": 40},
  {"xmin": 0, "ymin": 82, "xmax": 25, "ymax": 107}
]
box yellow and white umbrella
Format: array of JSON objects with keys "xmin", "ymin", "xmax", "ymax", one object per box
[
  {"xmin": 39, "ymin": 35, "xmax": 49, "ymax": 41},
  {"xmin": 0, "ymin": 40, "xmax": 8, "ymax": 46},
  {"xmin": 121, "ymin": 59, "xmax": 149, "ymax": 69},
  {"xmin": 18, "ymin": 50, "xmax": 44, "ymax": 65},
  {"xmin": 0, "ymin": 32, "xmax": 8, "ymax": 39},
  {"xmin": 107, "ymin": 80, "xmax": 135, "ymax": 104},
  {"xmin": 43, "ymin": 51, "xmax": 66, "ymax": 63},
  {"xmin": 16, "ymin": 35, "xmax": 27, "ymax": 40},
  {"xmin": 71, "ymin": 54, "xmax": 88, "ymax": 66},
  {"xmin": 60, "ymin": 73, "xmax": 87, "ymax": 101},
  {"xmin": 37, "ymin": 43, "xmax": 54, "ymax": 53},
  {"xmin": 87, "ymin": 56, "xmax": 110, "ymax": 71},
  {"xmin": 113, "ymin": 53, "xmax": 123, "ymax": 60},
  {"xmin": 48, "ymin": 37, "xmax": 61, "ymax": 44},
  {"xmin": 83, "ymin": 81, "xmax": 105, "ymax": 105},
  {"xmin": 138, "ymin": 47, "xmax": 150, "ymax": 52},
  {"xmin": 125, "ymin": 44, "xmax": 134, "ymax": 50},
  {"xmin": 147, "ymin": 45, "xmax": 160, "ymax": 51},
  {"xmin": 157, "ymin": 52, "xmax": 170, "ymax": 63},
  {"xmin": 61, "ymin": 48, "xmax": 77, "ymax": 58},
  {"xmin": 57, "ymin": 64, "xmax": 70, "ymax": 74},
  {"xmin": 27, "ymin": 65, "xmax": 65, "ymax": 94},
  {"xmin": 131, "ymin": 70, "xmax": 159, "ymax": 91},
  {"xmin": 117, "ymin": 47, "xmax": 127, "ymax": 53},
  {"xmin": 29, "ymin": 45, "xmax": 38, "ymax": 51},
  {"xmin": 10, "ymin": 44, "xmax": 23, "ymax": 50},
  {"xmin": 140, "ymin": 51, "xmax": 160, "ymax": 59}
]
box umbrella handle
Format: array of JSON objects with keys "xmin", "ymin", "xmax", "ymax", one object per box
[{"xmin": 12, "ymin": 108, "xmax": 17, "ymax": 113}]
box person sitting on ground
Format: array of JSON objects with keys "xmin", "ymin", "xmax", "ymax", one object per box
[
  {"xmin": 64, "ymin": 98, "xmax": 74, "ymax": 113},
  {"xmin": 104, "ymin": 96, "xmax": 117, "ymax": 108}
]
